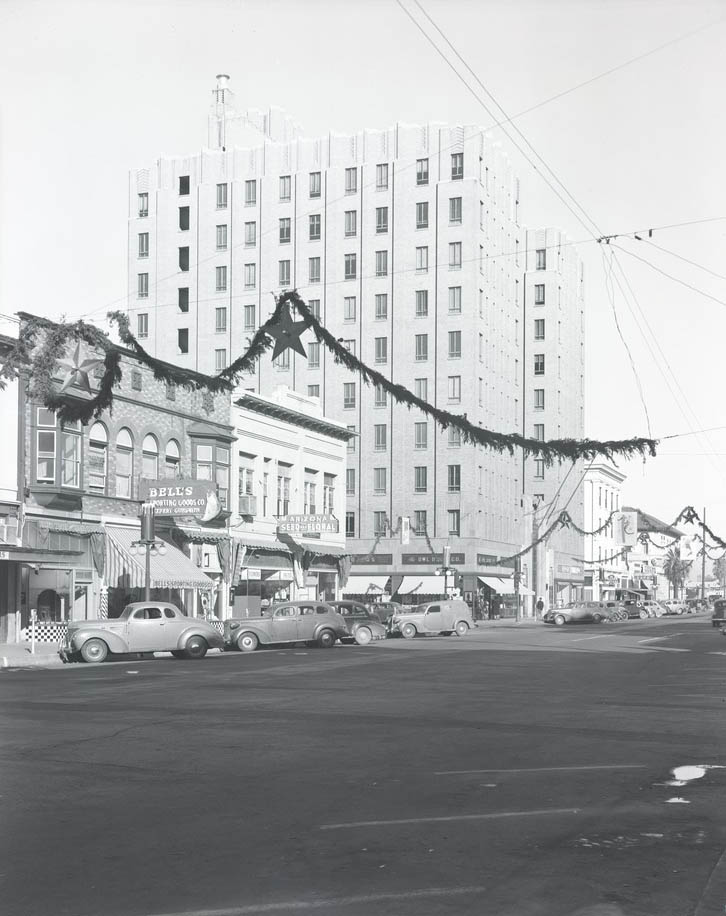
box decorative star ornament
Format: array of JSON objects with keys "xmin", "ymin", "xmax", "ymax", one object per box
[
  {"xmin": 57, "ymin": 342, "xmax": 104, "ymax": 394},
  {"xmin": 267, "ymin": 304, "xmax": 309, "ymax": 361}
]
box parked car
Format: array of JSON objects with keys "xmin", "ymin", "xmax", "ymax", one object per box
[
  {"xmin": 328, "ymin": 601, "xmax": 387, "ymax": 645},
  {"xmin": 711, "ymin": 598, "xmax": 726, "ymax": 628},
  {"xmin": 543, "ymin": 602, "xmax": 610, "ymax": 626},
  {"xmin": 368, "ymin": 601, "xmax": 405, "ymax": 625},
  {"xmin": 642, "ymin": 600, "xmax": 667, "ymax": 618},
  {"xmin": 662, "ymin": 599, "xmax": 686, "ymax": 616},
  {"xmin": 605, "ymin": 602, "xmax": 628, "ymax": 621},
  {"xmin": 622, "ymin": 601, "xmax": 650, "ymax": 619},
  {"xmin": 224, "ymin": 600, "xmax": 349, "ymax": 651},
  {"xmin": 388, "ymin": 600, "xmax": 473, "ymax": 639},
  {"xmin": 59, "ymin": 602, "xmax": 224, "ymax": 663}
]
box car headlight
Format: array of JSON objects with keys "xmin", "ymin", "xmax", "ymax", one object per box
[{"xmin": 229, "ymin": 621, "xmax": 240, "ymax": 630}]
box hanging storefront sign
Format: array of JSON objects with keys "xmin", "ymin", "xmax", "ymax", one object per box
[
  {"xmin": 613, "ymin": 511, "xmax": 638, "ymax": 547},
  {"xmin": 352, "ymin": 553, "xmax": 393, "ymax": 565},
  {"xmin": 139, "ymin": 479, "xmax": 221, "ymax": 521},
  {"xmin": 277, "ymin": 514, "xmax": 339, "ymax": 536},
  {"xmin": 402, "ymin": 552, "xmax": 465, "ymax": 565}
]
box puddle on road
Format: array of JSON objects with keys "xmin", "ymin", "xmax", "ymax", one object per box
[
  {"xmin": 576, "ymin": 827, "xmax": 705, "ymax": 848},
  {"xmin": 665, "ymin": 764, "xmax": 726, "ymax": 787},
  {"xmin": 665, "ymin": 797, "xmax": 690, "ymax": 804}
]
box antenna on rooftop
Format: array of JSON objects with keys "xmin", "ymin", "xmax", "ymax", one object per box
[{"xmin": 212, "ymin": 74, "xmax": 232, "ymax": 150}]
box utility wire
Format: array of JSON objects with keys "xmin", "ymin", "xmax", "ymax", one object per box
[
  {"xmin": 642, "ymin": 238, "xmax": 726, "ymax": 283},
  {"xmin": 613, "ymin": 243, "xmax": 726, "ymax": 308}
]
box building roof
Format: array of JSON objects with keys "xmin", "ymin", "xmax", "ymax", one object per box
[
  {"xmin": 623, "ymin": 506, "xmax": 683, "ymax": 539},
  {"xmin": 234, "ymin": 391, "xmax": 353, "ymax": 441}
]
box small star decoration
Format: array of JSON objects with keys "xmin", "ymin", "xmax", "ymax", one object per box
[
  {"xmin": 57, "ymin": 342, "xmax": 104, "ymax": 394},
  {"xmin": 267, "ymin": 304, "xmax": 310, "ymax": 361}
]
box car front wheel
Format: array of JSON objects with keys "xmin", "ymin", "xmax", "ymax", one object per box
[
  {"xmin": 592, "ymin": 614, "xmax": 604, "ymax": 624},
  {"xmin": 455, "ymin": 620, "xmax": 469, "ymax": 636},
  {"xmin": 317, "ymin": 629, "xmax": 336, "ymax": 649},
  {"xmin": 183, "ymin": 635, "xmax": 208, "ymax": 659},
  {"xmin": 237, "ymin": 632, "xmax": 259, "ymax": 652},
  {"xmin": 401, "ymin": 623, "xmax": 417, "ymax": 639},
  {"xmin": 553, "ymin": 614, "xmax": 566, "ymax": 627},
  {"xmin": 354, "ymin": 627, "xmax": 372, "ymax": 646},
  {"xmin": 80, "ymin": 638, "xmax": 109, "ymax": 663},
  {"xmin": 639, "ymin": 610, "xmax": 648, "ymax": 619}
]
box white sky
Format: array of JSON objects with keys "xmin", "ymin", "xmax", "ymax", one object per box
[{"xmin": 1, "ymin": 0, "xmax": 725, "ymax": 535}]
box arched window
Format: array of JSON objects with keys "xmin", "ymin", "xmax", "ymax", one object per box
[
  {"xmin": 116, "ymin": 428, "xmax": 134, "ymax": 498},
  {"xmin": 165, "ymin": 439, "xmax": 181, "ymax": 478},
  {"xmin": 88, "ymin": 423, "xmax": 108, "ymax": 493},
  {"xmin": 142, "ymin": 434, "xmax": 159, "ymax": 480}
]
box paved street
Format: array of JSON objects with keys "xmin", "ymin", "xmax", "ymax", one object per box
[{"xmin": 2, "ymin": 615, "xmax": 726, "ymax": 916}]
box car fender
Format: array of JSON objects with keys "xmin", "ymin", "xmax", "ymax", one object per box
[
  {"xmin": 175, "ymin": 624, "xmax": 224, "ymax": 650},
  {"xmin": 228, "ymin": 623, "xmax": 273, "ymax": 645},
  {"xmin": 70, "ymin": 627, "xmax": 128, "ymax": 655}
]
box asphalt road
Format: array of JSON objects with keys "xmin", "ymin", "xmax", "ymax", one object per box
[{"xmin": 2, "ymin": 615, "xmax": 726, "ymax": 916}]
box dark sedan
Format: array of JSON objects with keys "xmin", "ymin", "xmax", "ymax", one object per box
[
  {"xmin": 543, "ymin": 602, "xmax": 611, "ymax": 626},
  {"xmin": 328, "ymin": 601, "xmax": 388, "ymax": 645}
]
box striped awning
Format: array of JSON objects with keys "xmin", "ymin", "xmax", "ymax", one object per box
[
  {"xmin": 396, "ymin": 575, "xmax": 445, "ymax": 595},
  {"xmin": 347, "ymin": 575, "xmax": 391, "ymax": 593},
  {"xmin": 105, "ymin": 527, "xmax": 214, "ymax": 591}
]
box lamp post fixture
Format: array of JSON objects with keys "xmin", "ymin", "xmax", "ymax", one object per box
[
  {"xmin": 128, "ymin": 502, "xmax": 167, "ymax": 601},
  {"xmin": 436, "ymin": 545, "xmax": 457, "ymax": 598}
]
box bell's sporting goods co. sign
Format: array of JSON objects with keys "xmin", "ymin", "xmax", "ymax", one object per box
[
  {"xmin": 139, "ymin": 479, "xmax": 222, "ymax": 521},
  {"xmin": 277, "ymin": 514, "xmax": 339, "ymax": 536}
]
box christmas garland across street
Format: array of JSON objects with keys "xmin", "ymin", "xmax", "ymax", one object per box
[{"xmin": 2, "ymin": 291, "xmax": 658, "ymax": 465}]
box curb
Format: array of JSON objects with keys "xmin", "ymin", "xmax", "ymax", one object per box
[{"xmin": 1, "ymin": 653, "xmax": 63, "ymax": 669}]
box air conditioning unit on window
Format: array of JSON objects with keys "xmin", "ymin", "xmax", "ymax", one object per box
[{"xmin": 238, "ymin": 495, "xmax": 257, "ymax": 517}]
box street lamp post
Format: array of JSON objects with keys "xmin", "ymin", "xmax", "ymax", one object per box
[
  {"xmin": 128, "ymin": 503, "xmax": 167, "ymax": 601},
  {"xmin": 436, "ymin": 545, "xmax": 457, "ymax": 599}
]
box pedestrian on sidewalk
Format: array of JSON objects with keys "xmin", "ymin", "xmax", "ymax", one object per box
[{"xmin": 536, "ymin": 596, "xmax": 544, "ymax": 618}]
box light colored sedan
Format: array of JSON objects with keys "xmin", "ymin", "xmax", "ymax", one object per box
[{"xmin": 59, "ymin": 602, "xmax": 224, "ymax": 663}]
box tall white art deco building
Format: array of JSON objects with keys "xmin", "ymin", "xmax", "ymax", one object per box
[{"xmin": 127, "ymin": 77, "xmax": 584, "ymax": 604}]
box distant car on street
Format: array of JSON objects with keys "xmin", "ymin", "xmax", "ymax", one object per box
[
  {"xmin": 642, "ymin": 600, "xmax": 667, "ymax": 618},
  {"xmin": 388, "ymin": 600, "xmax": 473, "ymax": 639},
  {"xmin": 711, "ymin": 598, "xmax": 726, "ymax": 628},
  {"xmin": 328, "ymin": 601, "xmax": 387, "ymax": 645},
  {"xmin": 662, "ymin": 600, "xmax": 686, "ymax": 615},
  {"xmin": 224, "ymin": 600, "xmax": 349, "ymax": 651},
  {"xmin": 543, "ymin": 602, "xmax": 609, "ymax": 626},
  {"xmin": 59, "ymin": 602, "xmax": 224, "ymax": 663}
]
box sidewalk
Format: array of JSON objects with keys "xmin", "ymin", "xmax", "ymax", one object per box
[
  {"xmin": 1, "ymin": 642, "xmax": 64, "ymax": 669},
  {"xmin": 474, "ymin": 617, "xmax": 542, "ymax": 629}
]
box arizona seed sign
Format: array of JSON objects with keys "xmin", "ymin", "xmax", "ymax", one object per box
[{"xmin": 139, "ymin": 479, "xmax": 221, "ymax": 521}]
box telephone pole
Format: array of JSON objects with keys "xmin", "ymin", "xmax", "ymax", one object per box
[{"xmin": 701, "ymin": 506, "xmax": 707, "ymax": 601}]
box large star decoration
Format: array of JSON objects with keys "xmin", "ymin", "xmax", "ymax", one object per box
[
  {"xmin": 267, "ymin": 305, "xmax": 310, "ymax": 361},
  {"xmin": 57, "ymin": 342, "xmax": 104, "ymax": 394}
]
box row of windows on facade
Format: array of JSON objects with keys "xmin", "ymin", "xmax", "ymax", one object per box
[
  {"xmin": 33, "ymin": 408, "xmax": 229, "ymax": 504},
  {"xmin": 238, "ymin": 458, "xmax": 336, "ymax": 517},
  {"xmin": 343, "ymin": 509, "xmax": 462, "ymax": 539},
  {"xmin": 138, "ymin": 155, "xmax": 466, "ymax": 218},
  {"xmin": 344, "ymin": 464, "xmax": 462, "ymax": 496}
]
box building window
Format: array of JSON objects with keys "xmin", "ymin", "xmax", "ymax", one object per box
[
  {"xmin": 310, "ymin": 171, "xmax": 321, "ymax": 198},
  {"xmin": 178, "ymin": 329, "xmax": 189, "ymax": 354},
  {"xmin": 374, "ymin": 337, "xmax": 388, "ymax": 364},
  {"xmin": 534, "ymin": 284, "xmax": 545, "ymax": 305},
  {"xmin": 137, "ymin": 273, "xmax": 149, "ymax": 299},
  {"xmin": 373, "ymin": 511, "xmax": 387, "ymax": 536},
  {"xmin": 448, "ymin": 427, "xmax": 461, "ymax": 448},
  {"xmin": 245, "ymin": 180, "xmax": 256, "ymax": 206},
  {"xmin": 309, "ymin": 214, "xmax": 321, "ymax": 240},
  {"xmin": 448, "ymin": 465, "xmax": 461, "ymax": 492},
  {"xmin": 534, "ymin": 318, "xmax": 545, "ymax": 340},
  {"xmin": 279, "ymin": 260, "xmax": 291, "ymax": 287},
  {"xmin": 341, "ymin": 213, "xmax": 360, "ymax": 247},
  {"xmin": 323, "ymin": 472, "xmax": 335, "ymax": 514},
  {"xmin": 374, "ymin": 424, "xmax": 387, "ymax": 450},
  {"xmin": 142, "ymin": 434, "xmax": 159, "ymax": 480},
  {"xmin": 416, "ymin": 201, "xmax": 429, "ymax": 229},
  {"xmin": 346, "ymin": 468, "xmax": 356, "ymax": 495},
  {"xmin": 216, "ymin": 183, "xmax": 228, "ymax": 209},
  {"xmin": 376, "ymin": 163, "xmax": 389, "ymax": 190},
  {"xmin": 138, "ymin": 232, "xmax": 149, "ymax": 258},
  {"xmin": 179, "ymin": 175, "xmax": 190, "ymax": 195},
  {"xmin": 449, "ymin": 197, "xmax": 462, "ymax": 224},
  {"xmin": 342, "ymin": 339, "xmax": 356, "ymax": 356},
  {"xmin": 414, "ymin": 466, "xmax": 427, "ymax": 493},
  {"xmin": 88, "ymin": 422, "xmax": 108, "ymax": 493},
  {"xmin": 178, "ymin": 288, "xmax": 189, "ymax": 312},
  {"xmin": 413, "ymin": 510, "xmax": 427, "ymax": 536},
  {"xmin": 343, "ymin": 383, "xmax": 356, "ymax": 409},
  {"xmin": 308, "ymin": 342, "xmax": 320, "ymax": 368},
  {"xmin": 416, "ymin": 158, "xmax": 429, "ymax": 185},
  {"xmin": 448, "ymin": 375, "xmax": 461, "ymax": 402},
  {"xmin": 138, "ymin": 192, "xmax": 148, "ymax": 217},
  {"xmin": 448, "ymin": 509, "xmax": 461, "ymax": 536},
  {"xmin": 215, "ymin": 265, "xmax": 227, "ymax": 292},
  {"xmin": 415, "ymin": 246, "xmax": 428, "ymax": 273},
  {"xmin": 345, "ymin": 167, "xmax": 357, "ymax": 194},
  {"xmin": 137, "ymin": 312, "xmax": 149, "ymax": 339},
  {"xmin": 451, "ymin": 152, "xmax": 464, "ymax": 180},
  {"xmin": 374, "ymin": 384, "xmax": 387, "ymax": 407},
  {"xmin": 344, "ymin": 253, "xmax": 357, "ymax": 280},
  {"xmin": 214, "ymin": 348, "xmax": 226, "ymax": 371},
  {"xmin": 273, "ymin": 349, "xmax": 289, "ymax": 370},
  {"xmin": 276, "ymin": 468, "xmax": 291, "ymax": 515},
  {"xmin": 448, "ymin": 330, "xmax": 462, "ymax": 358},
  {"xmin": 309, "ymin": 257, "xmax": 321, "ymax": 284},
  {"xmin": 534, "ymin": 353, "xmax": 545, "ymax": 375},
  {"xmin": 534, "ymin": 388, "xmax": 545, "ymax": 409},
  {"xmin": 165, "ymin": 439, "xmax": 180, "ymax": 478},
  {"xmin": 376, "ymin": 207, "xmax": 388, "ymax": 234},
  {"xmin": 303, "ymin": 477, "xmax": 317, "ymax": 515},
  {"xmin": 414, "ymin": 289, "xmax": 429, "ymax": 318},
  {"xmin": 414, "ymin": 422, "xmax": 428, "ymax": 449},
  {"xmin": 346, "ymin": 511, "xmax": 356, "ymax": 537},
  {"xmin": 244, "ymin": 263, "xmax": 256, "ymax": 288},
  {"xmin": 192, "ymin": 441, "xmax": 230, "ymax": 508},
  {"xmin": 448, "ymin": 286, "xmax": 462, "ymax": 313},
  {"xmin": 279, "ymin": 218, "xmax": 291, "ymax": 244},
  {"xmin": 375, "ymin": 250, "xmax": 388, "ymax": 277},
  {"xmin": 347, "ymin": 425, "xmax": 356, "ymax": 452},
  {"xmin": 536, "ymin": 248, "xmax": 546, "ymax": 270},
  {"xmin": 414, "ymin": 377, "xmax": 427, "ymax": 401},
  {"xmin": 449, "ymin": 242, "xmax": 462, "ymax": 270},
  {"xmin": 373, "ymin": 467, "xmax": 387, "ymax": 494},
  {"xmin": 243, "ymin": 304, "xmax": 256, "ymax": 330},
  {"xmin": 308, "ymin": 384, "xmax": 320, "ymax": 399},
  {"xmin": 244, "ymin": 221, "xmax": 256, "ymax": 246},
  {"xmin": 415, "ymin": 333, "xmax": 428, "ymax": 361},
  {"xmin": 343, "ymin": 296, "xmax": 357, "ymax": 321},
  {"xmin": 375, "ymin": 293, "xmax": 388, "ymax": 320},
  {"xmin": 308, "ymin": 299, "xmax": 320, "ymax": 320},
  {"xmin": 534, "ymin": 458, "xmax": 545, "ymax": 479},
  {"xmin": 115, "ymin": 428, "xmax": 134, "ymax": 498},
  {"xmin": 534, "ymin": 423, "xmax": 545, "ymax": 441},
  {"xmin": 179, "ymin": 247, "xmax": 189, "ymax": 271}
]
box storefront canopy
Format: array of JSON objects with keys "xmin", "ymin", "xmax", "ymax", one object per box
[
  {"xmin": 478, "ymin": 576, "xmax": 534, "ymax": 596},
  {"xmin": 396, "ymin": 575, "xmax": 445, "ymax": 595},
  {"xmin": 478, "ymin": 576, "xmax": 504, "ymax": 591},
  {"xmin": 347, "ymin": 575, "xmax": 390, "ymax": 593},
  {"xmin": 106, "ymin": 527, "xmax": 214, "ymax": 591}
]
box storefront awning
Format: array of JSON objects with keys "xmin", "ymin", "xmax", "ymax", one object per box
[
  {"xmin": 233, "ymin": 533, "xmax": 346, "ymax": 557},
  {"xmin": 106, "ymin": 527, "xmax": 214, "ymax": 591},
  {"xmin": 347, "ymin": 575, "xmax": 390, "ymax": 593},
  {"xmin": 396, "ymin": 575, "xmax": 445, "ymax": 595},
  {"xmin": 478, "ymin": 576, "xmax": 504, "ymax": 590}
]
